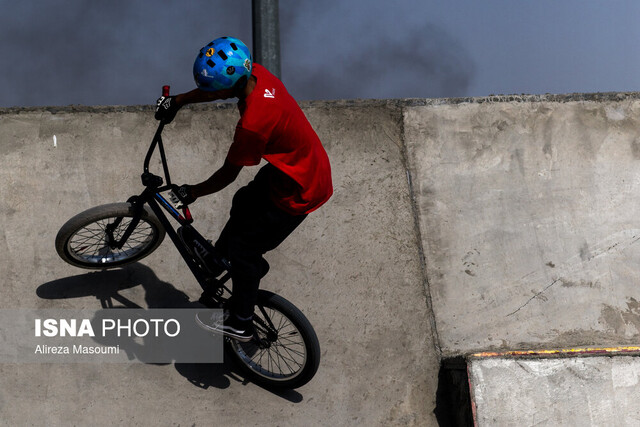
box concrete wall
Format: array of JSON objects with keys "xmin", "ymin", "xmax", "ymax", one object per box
[
  {"xmin": 3, "ymin": 93, "xmax": 640, "ymax": 425},
  {"xmin": 0, "ymin": 101, "xmax": 439, "ymax": 425}
]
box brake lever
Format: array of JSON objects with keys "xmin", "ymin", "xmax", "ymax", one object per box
[
  {"xmin": 168, "ymin": 184, "xmax": 194, "ymax": 222},
  {"xmin": 168, "ymin": 184, "xmax": 186, "ymax": 208}
]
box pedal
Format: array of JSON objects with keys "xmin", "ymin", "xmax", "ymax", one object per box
[{"xmin": 198, "ymin": 292, "xmax": 222, "ymax": 308}]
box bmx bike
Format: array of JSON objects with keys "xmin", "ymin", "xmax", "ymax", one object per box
[{"xmin": 54, "ymin": 87, "xmax": 321, "ymax": 389}]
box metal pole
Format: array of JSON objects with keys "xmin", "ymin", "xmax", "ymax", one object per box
[{"xmin": 252, "ymin": 0, "xmax": 281, "ymax": 78}]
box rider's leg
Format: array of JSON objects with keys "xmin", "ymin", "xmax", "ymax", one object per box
[
  {"xmin": 215, "ymin": 165, "xmax": 307, "ymax": 320},
  {"xmin": 224, "ymin": 218, "xmax": 306, "ymax": 320}
]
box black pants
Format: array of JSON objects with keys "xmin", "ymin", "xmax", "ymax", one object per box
[{"xmin": 215, "ymin": 164, "xmax": 307, "ymax": 319}]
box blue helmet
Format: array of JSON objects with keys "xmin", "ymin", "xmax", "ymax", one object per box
[{"xmin": 193, "ymin": 37, "xmax": 252, "ymax": 92}]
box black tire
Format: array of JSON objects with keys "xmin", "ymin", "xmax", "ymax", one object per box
[
  {"xmin": 55, "ymin": 203, "xmax": 165, "ymax": 269},
  {"xmin": 227, "ymin": 290, "xmax": 321, "ymax": 389}
]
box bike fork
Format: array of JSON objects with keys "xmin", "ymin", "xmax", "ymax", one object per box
[
  {"xmin": 112, "ymin": 194, "xmax": 232, "ymax": 307},
  {"xmin": 103, "ymin": 196, "xmax": 145, "ymax": 249}
]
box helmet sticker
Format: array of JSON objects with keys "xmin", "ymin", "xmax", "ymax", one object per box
[
  {"xmin": 226, "ymin": 66, "xmax": 235, "ymax": 75},
  {"xmin": 205, "ymin": 48, "xmax": 214, "ymax": 57},
  {"xmin": 244, "ymin": 59, "xmax": 251, "ymax": 72}
]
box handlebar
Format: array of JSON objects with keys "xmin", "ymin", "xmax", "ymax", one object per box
[
  {"xmin": 140, "ymin": 85, "xmax": 194, "ymax": 222},
  {"xmin": 142, "ymin": 85, "xmax": 173, "ymax": 186}
]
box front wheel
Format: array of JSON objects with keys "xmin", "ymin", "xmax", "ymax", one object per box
[
  {"xmin": 55, "ymin": 202, "xmax": 165, "ymax": 269},
  {"xmin": 227, "ymin": 290, "xmax": 321, "ymax": 389}
]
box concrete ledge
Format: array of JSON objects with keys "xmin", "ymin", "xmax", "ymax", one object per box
[
  {"xmin": 5, "ymin": 90, "xmax": 640, "ymax": 115},
  {"xmin": 468, "ymin": 350, "xmax": 640, "ymax": 425}
]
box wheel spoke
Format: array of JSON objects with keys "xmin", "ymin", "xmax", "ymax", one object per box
[
  {"xmin": 67, "ymin": 215, "xmax": 157, "ymax": 265},
  {"xmin": 231, "ymin": 301, "xmax": 310, "ymax": 383}
]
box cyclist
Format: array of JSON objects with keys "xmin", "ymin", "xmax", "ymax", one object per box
[{"xmin": 155, "ymin": 37, "xmax": 333, "ymax": 341}]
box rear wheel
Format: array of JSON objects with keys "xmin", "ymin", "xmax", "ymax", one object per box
[
  {"xmin": 55, "ymin": 203, "xmax": 165, "ymax": 269},
  {"xmin": 227, "ymin": 290, "xmax": 321, "ymax": 389}
]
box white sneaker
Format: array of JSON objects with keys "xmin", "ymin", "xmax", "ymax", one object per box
[{"xmin": 195, "ymin": 310, "xmax": 253, "ymax": 342}]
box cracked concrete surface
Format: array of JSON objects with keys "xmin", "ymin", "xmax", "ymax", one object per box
[{"xmin": 4, "ymin": 93, "xmax": 640, "ymax": 424}]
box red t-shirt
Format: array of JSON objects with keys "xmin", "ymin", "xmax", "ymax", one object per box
[{"xmin": 226, "ymin": 63, "xmax": 333, "ymax": 215}]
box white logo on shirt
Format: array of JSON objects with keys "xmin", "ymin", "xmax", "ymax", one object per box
[{"xmin": 264, "ymin": 88, "xmax": 275, "ymax": 98}]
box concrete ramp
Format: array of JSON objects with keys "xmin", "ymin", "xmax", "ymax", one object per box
[
  {"xmin": 468, "ymin": 347, "xmax": 640, "ymax": 425},
  {"xmin": 4, "ymin": 93, "xmax": 640, "ymax": 425},
  {"xmin": 0, "ymin": 102, "xmax": 440, "ymax": 425}
]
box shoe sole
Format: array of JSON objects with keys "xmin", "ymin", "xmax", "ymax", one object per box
[{"xmin": 195, "ymin": 314, "xmax": 253, "ymax": 342}]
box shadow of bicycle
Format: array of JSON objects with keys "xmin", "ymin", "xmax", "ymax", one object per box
[
  {"xmin": 36, "ymin": 262, "xmax": 190, "ymax": 309},
  {"xmin": 36, "ymin": 263, "xmax": 303, "ymax": 402}
]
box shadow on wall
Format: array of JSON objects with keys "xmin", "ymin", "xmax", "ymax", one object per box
[
  {"xmin": 35, "ymin": 263, "xmax": 303, "ymax": 403},
  {"xmin": 434, "ymin": 356, "xmax": 474, "ymax": 427},
  {"xmin": 36, "ymin": 263, "xmax": 191, "ymax": 309}
]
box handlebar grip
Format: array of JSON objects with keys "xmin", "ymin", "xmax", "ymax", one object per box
[{"xmin": 162, "ymin": 85, "xmax": 170, "ymax": 97}]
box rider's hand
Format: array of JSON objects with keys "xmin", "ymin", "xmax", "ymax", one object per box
[
  {"xmin": 170, "ymin": 184, "xmax": 197, "ymax": 207},
  {"xmin": 155, "ymin": 95, "xmax": 181, "ymax": 124}
]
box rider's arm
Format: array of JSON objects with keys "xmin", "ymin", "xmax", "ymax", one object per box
[
  {"xmin": 190, "ymin": 159, "xmax": 243, "ymax": 198},
  {"xmin": 175, "ymin": 88, "xmax": 235, "ymax": 107},
  {"xmin": 175, "ymin": 74, "xmax": 255, "ymax": 107}
]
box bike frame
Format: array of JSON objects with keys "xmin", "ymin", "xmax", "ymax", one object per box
[
  {"xmin": 115, "ymin": 119, "xmax": 231, "ymax": 301},
  {"xmin": 132, "ymin": 120, "xmax": 281, "ymax": 336},
  {"xmin": 56, "ymin": 95, "xmax": 323, "ymax": 379}
]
